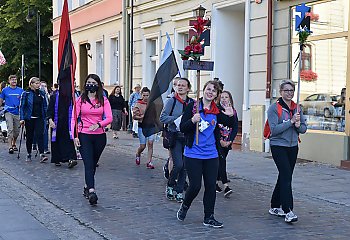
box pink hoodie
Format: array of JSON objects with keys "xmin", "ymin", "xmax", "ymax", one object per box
[{"xmin": 71, "ymin": 96, "xmax": 112, "ymax": 137}]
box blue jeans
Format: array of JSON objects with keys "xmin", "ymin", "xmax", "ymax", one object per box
[
  {"xmin": 168, "ymin": 136, "xmax": 186, "ymax": 193},
  {"xmin": 138, "ymin": 127, "xmax": 154, "ymax": 145}
]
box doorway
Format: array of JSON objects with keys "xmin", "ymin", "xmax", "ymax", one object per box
[{"xmin": 79, "ymin": 43, "xmax": 88, "ymax": 90}]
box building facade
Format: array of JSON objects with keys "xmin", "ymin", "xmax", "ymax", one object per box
[
  {"xmin": 51, "ymin": 0, "xmax": 350, "ymax": 166},
  {"xmin": 51, "ymin": 0, "xmax": 124, "ymax": 92}
]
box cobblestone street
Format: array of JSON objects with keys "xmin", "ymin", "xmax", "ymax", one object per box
[{"xmin": 0, "ymin": 131, "xmax": 350, "ymax": 239}]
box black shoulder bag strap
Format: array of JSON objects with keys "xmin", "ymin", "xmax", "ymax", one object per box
[{"xmin": 164, "ymin": 97, "xmax": 177, "ymax": 131}]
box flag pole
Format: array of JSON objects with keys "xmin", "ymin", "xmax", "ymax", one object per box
[
  {"xmin": 296, "ymin": 44, "xmax": 303, "ymax": 112},
  {"xmin": 196, "ymin": 69, "xmax": 200, "ymax": 145}
]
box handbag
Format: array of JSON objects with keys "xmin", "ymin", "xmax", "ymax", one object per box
[
  {"xmin": 162, "ymin": 129, "xmax": 176, "ymax": 149},
  {"xmin": 162, "ymin": 97, "xmax": 177, "ymax": 149}
]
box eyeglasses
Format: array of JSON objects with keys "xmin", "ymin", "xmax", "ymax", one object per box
[{"xmin": 282, "ymin": 89, "xmax": 295, "ymax": 93}]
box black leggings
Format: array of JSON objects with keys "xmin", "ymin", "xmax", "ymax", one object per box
[
  {"xmin": 183, "ymin": 156, "xmax": 219, "ymax": 218},
  {"xmin": 270, "ymin": 145, "xmax": 298, "ymax": 213},
  {"xmin": 78, "ymin": 133, "xmax": 107, "ymax": 189},
  {"xmin": 217, "ymin": 147, "xmax": 229, "ymax": 184},
  {"xmin": 25, "ymin": 118, "xmax": 44, "ymax": 155}
]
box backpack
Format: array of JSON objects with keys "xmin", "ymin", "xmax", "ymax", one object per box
[{"xmin": 263, "ymin": 102, "xmax": 283, "ymax": 139}]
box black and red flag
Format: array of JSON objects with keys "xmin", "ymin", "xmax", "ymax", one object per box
[{"xmin": 53, "ymin": 0, "xmax": 77, "ymax": 141}]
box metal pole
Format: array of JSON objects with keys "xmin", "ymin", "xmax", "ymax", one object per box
[
  {"xmin": 296, "ymin": 45, "xmax": 303, "ymax": 112},
  {"xmin": 37, "ymin": 11, "xmax": 41, "ymax": 80},
  {"xmin": 130, "ymin": 0, "xmax": 134, "ymax": 90},
  {"xmin": 21, "ymin": 54, "xmax": 24, "ymax": 89}
]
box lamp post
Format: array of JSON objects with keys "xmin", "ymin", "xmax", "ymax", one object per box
[{"xmin": 26, "ymin": 8, "xmax": 41, "ymax": 80}]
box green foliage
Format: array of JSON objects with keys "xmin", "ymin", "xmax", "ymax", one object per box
[{"xmin": 0, "ymin": 0, "xmax": 53, "ymax": 87}]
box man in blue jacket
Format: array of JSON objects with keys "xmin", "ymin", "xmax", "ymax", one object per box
[{"xmin": 0, "ymin": 75, "xmax": 24, "ymax": 154}]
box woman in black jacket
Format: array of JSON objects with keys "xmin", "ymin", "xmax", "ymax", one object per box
[
  {"xmin": 216, "ymin": 90, "xmax": 238, "ymax": 197},
  {"xmin": 108, "ymin": 85, "xmax": 127, "ymax": 139},
  {"xmin": 177, "ymin": 80, "xmax": 223, "ymax": 228}
]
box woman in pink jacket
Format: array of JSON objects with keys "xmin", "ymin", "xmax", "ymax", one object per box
[{"xmin": 72, "ymin": 74, "xmax": 112, "ymax": 205}]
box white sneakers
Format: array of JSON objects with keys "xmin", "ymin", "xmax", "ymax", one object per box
[
  {"xmin": 269, "ymin": 208, "xmax": 286, "ymax": 217},
  {"xmin": 269, "ymin": 208, "xmax": 298, "ymax": 223},
  {"xmin": 284, "ymin": 211, "xmax": 298, "ymax": 223}
]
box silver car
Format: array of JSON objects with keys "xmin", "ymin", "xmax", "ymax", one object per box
[{"xmin": 300, "ymin": 93, "xmax": 340, "ymax": 118}]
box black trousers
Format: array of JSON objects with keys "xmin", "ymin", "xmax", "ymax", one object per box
[
  {"xmin": 217, "ymin": 147, "xmax": 230, "ymax": 184},
  {"xmin": 183, "ymin": 156, "xmax": 219, "ymax": 218},
  {"xmin": 78, "ymin": 133, "xmax": 106, "ymax": 189},
  {"xmin": 270, "ymin": 145, "xmax": 298, "ymax": 213},
  {"xmin": 25, "ymin": 118, "xmax": 44, "ymax": 155}
]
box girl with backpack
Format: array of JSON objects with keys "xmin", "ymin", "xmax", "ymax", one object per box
[
  {"xmin": 267, "ymin": 79, "xmax": 307, "ymax": 223},
  {"xmin": 72, "ymin": 74, "xmax": 112, "ymax": 205},
  {"xmin": 160, "ymin": 78, "xmax": 193, "ymax": 203}
]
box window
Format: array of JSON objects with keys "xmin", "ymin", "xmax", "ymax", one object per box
[
  {"xmin": 291, "ymin": 0, "xmax": 348, "ymax": 132},
  {"xmin": 79, "ymin": 0, "xmax": 86, "ymax": 6},
  {"xmin": 96, "ymin": 41, "xmax": 104, "ymax": 82},
  {"xmin": 110, "ymin": 37, "xmax": 120, "ymax": 85},
  {"xmin": 144, "ymin": 37, "xmax": 159, "ymax": 87}
]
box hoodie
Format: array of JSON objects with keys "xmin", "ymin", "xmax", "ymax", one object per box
[{"xmin": 268, "ymin": 97, "xmax": 307, "ymax": 147}]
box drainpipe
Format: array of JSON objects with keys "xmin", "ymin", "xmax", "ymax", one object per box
[
  {"xmin": 130, "ymin": 0, "xmax": 134, "ymax": 94},
  {"xmin": 122, "ymin": 0, "xmax": 129, "ymax": 98},
  {"xmin": 243, "ymin": 0, "xmax": 251, "ymax": 111},
  {"xmin": 265, "ymin": 0, "xmax": 273, "ymax": 152},
  {"xmin": 266, "ymin": 0, "xmax": 273, "ymax": 99}
]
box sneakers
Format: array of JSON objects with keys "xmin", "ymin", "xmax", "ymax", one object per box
[
  {"xmin": 224, "ymin": 186, "xmax": 233, "ymax": 198},
  {"xmin": 146, "ymin": 162, "xmax": 155, "ymax": 169},
  {"xmin": 285, "ymin": 211, "xmax": 298, "ymax": 223},
  {"xmin": 88, "ymin": 192, "xmax": 98, "ymax": 205},
  {"xmin": 39, "ymin": 154, "xmax": 48, "ymax": 163},
  {"xmin": 269, "ymin": 208, "xmax": 286, "ymax": 217},
  {"xmin": 177, "ymin": 204, "xmax": 189, "ymax": 221},
  {"xmin": 135, "ymin": 155, "xmax": 140, "ymax": 165},
  {"xmin": 44, "ymin": 150, "xmax": 51, "ymax": 154},
  {"xmin": 83, "ymin": 187, "xmax": 89, "ymax": 199},
  {"xmin": 203, "ymin": 214, "xmax": 223, "ymax": 228},
  {"xmin": 8, "ymin": 147, "xmax": 14, "ymax": 154},
  {"xmin": 68, "ymin": 159, "xmax": 78, "ymax": 168},
  {"xmin": 166, "ymin": 186, "xmax": 175, "ymax": 200},
  {"xmin": 163, "ymin": 164, "xmax": 169, "ymax": 179},
  {"xmin": 175, "ymin": 193, "xmax": 184, "ymax": 203},
  {"xmin": 26, "ymin": 154, "xmax": 32, "ymax": 162},
  {"xmin": 216, "ymin": 183, "xmax": 222, "ymax": 193}
]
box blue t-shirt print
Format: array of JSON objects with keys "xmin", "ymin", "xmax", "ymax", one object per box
[
  {"xmin": 0, "ymin": 87, "xmax": 24, "ymax": 115},
  {"xmin": 184, "ymin": 111, "xmax": 218, "ymax": 160}
]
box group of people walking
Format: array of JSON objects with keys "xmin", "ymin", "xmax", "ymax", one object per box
[{"xmin": 0, "ymin": 73, "xmax": 307, "ymax": 227}]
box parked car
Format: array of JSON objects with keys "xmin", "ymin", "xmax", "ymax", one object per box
[{"xmin": 300, "ymin": 93, "xmax": 340, "ymax": 118}]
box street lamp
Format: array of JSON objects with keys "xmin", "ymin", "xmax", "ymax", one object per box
[
  {"xmin": 193, "ymin": 5, "xmax": 206, "ymax": 18},
  {"xmin": 26, "ymin": 7, "xmax": 41, "ymax": 80}
]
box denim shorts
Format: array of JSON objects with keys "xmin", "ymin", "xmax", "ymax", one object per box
[{"xmin": 138, "ymin": 127, "xmax": 154, "ymax": 145}]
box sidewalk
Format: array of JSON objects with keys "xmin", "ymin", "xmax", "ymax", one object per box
[
  {"xmin": 0, "ymin": 130, "xmax": 349, "ymax": 239},
  {"xmin": 0, "ymin": 186, "xmax": 58, "ymax": 240},
  {"xmin": 115, "ymin": 130, "xmax": 350, "ymax": 207}
]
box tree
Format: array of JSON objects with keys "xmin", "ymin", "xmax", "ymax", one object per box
[{"xmin": 0, "ymin": 0, "xmax": 52, "ymax": 87}]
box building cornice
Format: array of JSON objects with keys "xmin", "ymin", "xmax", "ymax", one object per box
[
  {"xmin": 50, "ymin": 14, "xmax": 122, "ymax": 41},
  {"xmin": 127, "ymin": 0, "xmax": 189, "ymax": 14},
  {"xmin": 170, "ymin": 11, "xmax": 195, "ymax": 22},
  {"xmin": 140, "ymin": 18, "xmax": 162, "ymax": 29}
]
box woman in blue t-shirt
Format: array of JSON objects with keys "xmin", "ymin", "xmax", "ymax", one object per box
[{"xmin": 177, "ymin": 80, "xmax": 223, "ymax": 228}]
